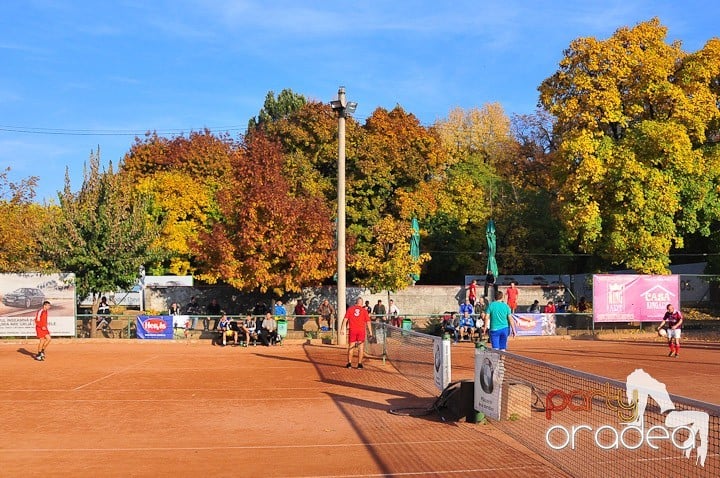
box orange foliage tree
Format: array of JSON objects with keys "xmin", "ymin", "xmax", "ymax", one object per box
[{"xmin": 193, "ymin": 133, "xmax": 336, "ymax": 293}]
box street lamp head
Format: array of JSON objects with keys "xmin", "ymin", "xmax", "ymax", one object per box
[
  {"xmin": 347, "ymin": 102, "xmax": 358, "ymax": 114},
  {"xmin": 330, "ymin": 99, "xmax": 343, "ymax": 110}
]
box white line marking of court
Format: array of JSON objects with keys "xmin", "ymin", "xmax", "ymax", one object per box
[
  {"xmin": 0, "ymin": 439, "xmax": 479, "ymax": 453},
  {"xmin": 280, "ymin": 465, "xmax": 556, "ymax": 477},
  {"xmin": 72, "ymin": 355, "xmax": 160, "ymax": 391}
]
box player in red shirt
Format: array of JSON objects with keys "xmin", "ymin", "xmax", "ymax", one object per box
[
  {"xmin": 34, "ymin": 301, "xmax": 52, "ymax": 361},
  {"xmin": 506, "ymin": 282, "xmax": 519, "ymax": 313},
  {"xmin": 341, "ymin": 297, "xmax": 373, "ymax": 369},
  {"xmin": 657, "ymin": 304, "xmax": 683, "ymax": 358}
]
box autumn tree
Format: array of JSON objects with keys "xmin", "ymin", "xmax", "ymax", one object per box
[
  {"xmin": 539, "ymin": 18, "xmax": 720, "ymax": 273},
  {"xmin": 345, "ymin": 106, "xmax": 441, "ymax": 287},
  {"xmin": 0, "ymin": 168, "xmax": 50, "ymax": 271},
  {"xmin": 120, "ymin": 130, "xmax": 237, "ymax": 274},
  {"xmin": 193, "ymin": 133, "xmax": 336, "ymax": 293},
  {"xmin": 41, "ymin": 150, "xmax": 165, "ymax": 316}
]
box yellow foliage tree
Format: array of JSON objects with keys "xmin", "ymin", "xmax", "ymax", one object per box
[{"xmin": 539, "ymin": 18, "xmax": 720, "ymax": 273}]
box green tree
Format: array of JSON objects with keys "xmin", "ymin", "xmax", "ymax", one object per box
[
  {"xmin": 539, "ymin": 18, "xmax": 720, "ymax": 273},
  {"xmin": 248, "ymin": 89, "xmax": 307, "ymax": 131},
  {"xmin": 41, "ymin": 150, "xmax": 164, "ymax": 318}
]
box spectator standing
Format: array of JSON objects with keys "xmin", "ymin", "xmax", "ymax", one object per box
[
  {"xmin": 466, "ymin": 279, "xmax": 478, "ymax": 306},
  {"xmin": 577, "ymin": 296, "xmax": 589, "ymax": 312},
  {"xmin": 459, "ymin": 299, "xmax": 474, "ymax": 317},
  {"xmin": 364, "ymin": 300, "xmax": 372, "ymax": 315},
  {"xmin": 506, "ymin": 282, "xmax": 519, "ymax": 313},
  {"xmin": 388, "ymin": 299, "xmax": 400, "ymax": 327},
  {"xmin": 484, "ymin": 271, "xmax": 496, "ymax": 298},
  {"xmin": 274, "ymin": 301, "xmax": 287, "ymax": 317},
  {"xmin": 34, "ymin": 301, "xmax": 52, "ymax": 361},
  {"xmin": 185, "ymin": 296, "xmax": 201, "ymax": 330},
  {"xmin": 318, "ymin": 299, "xmax": 335, "ymax": 330},
  {"xmin": 206, "ymin": 299, "xmax": 222, "ymax": 331},
  {"xmin": 483, "ymin": 291, "xmax": 516, "ymax": 351},
  {"xmin": 341, "ymin": 297, "xmax": 373, "ymax": 369},
  {"xmin": 372, "ymin": 300, "xmax": 387, "ymax": 321},
  {"xmin": 294, "ymin": 299, "xmax": 307, "ymax": 329}
]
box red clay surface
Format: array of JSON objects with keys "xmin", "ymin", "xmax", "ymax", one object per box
[{"xmin": 1, "ymin": 335, "xmax": 717, "ymax": 477}]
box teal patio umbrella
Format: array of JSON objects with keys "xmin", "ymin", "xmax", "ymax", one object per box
[
  {"xmin": 486, "ymin": 219, "xmax": 498, "ymax": 278},
  {"xmin": 410, "ymin": 217, "xmax": 421, "ymax": 283}
]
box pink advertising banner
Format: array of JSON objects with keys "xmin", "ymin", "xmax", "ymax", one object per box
[{"xmin": 592, "ymin": 274, "xmax": 679, "ymax": 323}]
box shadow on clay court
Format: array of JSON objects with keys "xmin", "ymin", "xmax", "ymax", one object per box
[
  {"xmin": 519, "ymin": 346, "xmax": 720, "ymax": 367},
  {"xmin": 16, "ymin": 347, "xmax": 36, "ymax": 358}
]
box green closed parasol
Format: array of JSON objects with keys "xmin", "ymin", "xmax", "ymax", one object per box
[
  {"xmin": 410, "ymin": 217, "xmax": 421, "ymax": 283},
  {"xmin": 486, "ymin": 219, "xmax": 498, "ymax": 278}
]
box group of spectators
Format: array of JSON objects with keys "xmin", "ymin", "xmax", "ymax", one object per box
[{"xmin": 215, "ymin": 312, "xmax": 281, "ymax": 347}]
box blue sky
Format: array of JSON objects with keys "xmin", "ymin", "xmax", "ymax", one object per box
[{"xmin": 1, "ymin": 0, "xmax": 718, "ymax": 202}]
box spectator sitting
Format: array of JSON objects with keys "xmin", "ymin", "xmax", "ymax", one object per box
[
  {"xmin": 97, "ymin": 296, "xmax": 111, "ymax": 329},
  {"xmin": 544, "ymin": 301, "xmax": 556, "ymax": 313},
  {"xmin": 442, "ymin": 313, "xmax": 459, "ymax": 344},
  {"xmin": 230, "ymin": 317, "xmax": 251, "ymax": 347},
  {"xmin": 260, "ymin": 312, "xmax": 279, "ymax": 346},
  {"xmin": 458, "ymin": 311, "xmax": 476, "ymax": 341},
  {"xmin": 217, "ymin": 312, "xmax": 232, "ymax": 346},
  {"xmin": 245, "ymin": 316, "xmax": 258, "ymax": 346},
  {"xmin": 528, "ymin": 300, "xmax": 542, "ymax": 313}
]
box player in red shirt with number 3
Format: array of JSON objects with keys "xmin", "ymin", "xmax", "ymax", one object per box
[
  {"xmin": 341, "ymin": 297, "xmax": 373, "ymax": 369},
  {"xmin": 34, "ymin": 301, "xmax": 52, "ymax": 361}
]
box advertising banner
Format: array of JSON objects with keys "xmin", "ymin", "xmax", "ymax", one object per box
[
  {"xmin": 0, "ymin": 315, "xmax": 75, "ymax": 336},
  {"xmin": 0, "ymin": 273, "xmax": 76, "ymax": 337},
  {"xmin": 136, "ymin": 315, "xmax": 174, "ymax": 339},
  {"xmin": 474, "ymin": 348, "xmax": 504, "ymax": 420},
  {"xmin": 512, "ymin": 313, "xmax": 557, "ymax": 336},
  {"xmin": 433, "ymin": 336, "xmax": 452, "ymax": 392},
  {"xmin": 593, "ymin": 274, "xmax": 679, "ymax": 323}
]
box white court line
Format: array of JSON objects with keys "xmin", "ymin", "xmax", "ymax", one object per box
[
  {"xmin": 280, "ymin": 465, "xmax": 556, "ymax": 478},
  {"xmin": 72, "ymin": 355, "xmax": 160, "ymax": 391},
  {"xmin": 0, "ymin": 438, "xmax": 476, "ymax": 452}
]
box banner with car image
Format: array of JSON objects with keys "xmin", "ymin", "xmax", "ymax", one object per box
[{"xmin": 0, "ymin": 273, "xmax": 76, "ymax": 337}]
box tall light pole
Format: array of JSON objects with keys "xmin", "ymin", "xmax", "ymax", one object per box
[{"xmin": 330, "ymin": 86, "xmax": 357, "ymax": 346}]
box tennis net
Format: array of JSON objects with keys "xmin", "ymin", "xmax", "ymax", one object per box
[
  {"xmin": 366, "ymin": 322, "xmax": 450, "ymax": 397},
  {"xmin": 478, "ymin": 349, "xmax": 719, "ymax": 477}
]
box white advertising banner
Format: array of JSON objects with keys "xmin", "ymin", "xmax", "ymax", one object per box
[
  {"xmin": 433, "ymin": 336, "xmax": 452, "ymax": 392},
  {"xmin": 1, "ymin": 273, "xmax": 76, "ymax": 337},
  {"xmin": 474, "ymin": 348, "xmax": 504, "ymax": 420},
  {"xmin": 0, "ymin": 315, "xmax": 75, "ymax": 337}
]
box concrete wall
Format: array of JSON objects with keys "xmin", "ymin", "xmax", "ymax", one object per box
[{"xmin": 144, "ymin": 284, "xmax": 567, "ymax": 317}]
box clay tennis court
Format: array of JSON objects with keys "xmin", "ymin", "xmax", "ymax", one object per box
[{"xmin": 0, "ymin": 336, "xmax": 717, "ymax": 477}]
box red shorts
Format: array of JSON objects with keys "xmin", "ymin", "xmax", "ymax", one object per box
[
  {"xmin": 36, "ymin": 328, "xmax": 50, "ymax": 339},
  {"xmin": 348, "ymin": 329, "xmax": 366, "ymax": 343}
]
